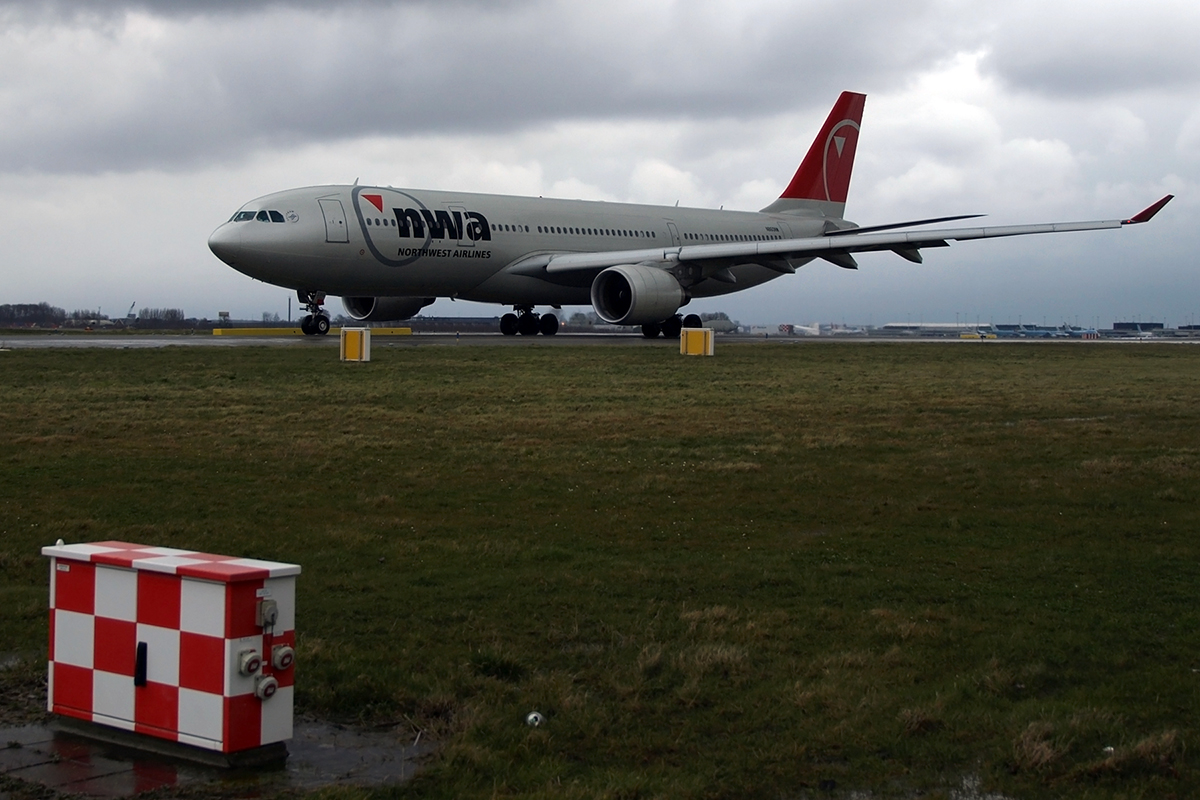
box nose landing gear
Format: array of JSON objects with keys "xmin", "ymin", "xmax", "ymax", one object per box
[{"xmin": 297, "ymin": 290, "xmax": 330, "ymax": 336}]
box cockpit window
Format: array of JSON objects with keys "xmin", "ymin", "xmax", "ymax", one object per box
[
  {"xmin": 269, "ymin": 210, "xmax": 285, "ymax": 223},
  {"xmin": 256, "ymin": 210, "xmax": 271, "ymax": 222},
  {"xmin": 232, "ymin": 211, "xmax": 257, "ymax": 222}
]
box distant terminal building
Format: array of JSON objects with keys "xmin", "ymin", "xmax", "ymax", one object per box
[{"xmin": 1113, "ymin": 322, "xmax": 1164, "ymax": 332}]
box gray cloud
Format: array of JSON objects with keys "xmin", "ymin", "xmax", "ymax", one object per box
[
  {"xmin": 979, "ymin": 3, "xmax": 1200, "ymax": 97},
  {"xmin": 1, "ymin": 0, "xmax": 961, "ymax": 174}
]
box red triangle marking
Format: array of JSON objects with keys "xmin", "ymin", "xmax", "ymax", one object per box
[{"xmin": 363, "ymin": 194, "xmax": 384, "ymax": 213}]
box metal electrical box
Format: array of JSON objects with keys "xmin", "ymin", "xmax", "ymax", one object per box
[
  {"xmin": 42, "ymin": 541, "xmax": 300, "ymax": 756},
  {"xmin": 680, "ymin": 328, "xmax": 715, "ymax": 356},
  {"xmin": 340, "ymin": 327, "xmax": 371, "ymax": 362}
]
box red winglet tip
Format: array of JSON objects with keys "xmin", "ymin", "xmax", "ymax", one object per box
[{"xmin": 1124, "ymin": 194, "xmax": 1173, "ymax": 224}]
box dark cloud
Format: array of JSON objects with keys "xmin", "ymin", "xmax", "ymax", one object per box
[
  {"xmin": 0, "ymin": 0, "xmax": 444, "ymax": 19},
  {"xmin": 0, "ymin": 0, "xmax": 960, "ymax": 173}
]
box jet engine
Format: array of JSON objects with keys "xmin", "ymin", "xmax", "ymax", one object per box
[
  {"xmin": 342, "ymin": 296, "xmax": 435, "ymax": 322},
  {"xmin": 590, "ymin": 265, "xmax": 687, "ymax": 325}
]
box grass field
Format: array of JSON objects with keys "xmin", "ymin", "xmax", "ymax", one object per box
[{"xmin": 2, "ymin": 340, "xmax": 1199, "ymax": 799}]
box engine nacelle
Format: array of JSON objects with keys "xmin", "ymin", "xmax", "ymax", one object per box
[
  {"xmin": 590, "ymin": 265, "xmax": 686, "ymax": 325},
  {"xmin": 342, "ymin": 296, "xmax": 434, "ymax": 322}
]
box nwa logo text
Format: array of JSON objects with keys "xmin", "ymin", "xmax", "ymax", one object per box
[{"xmin": 393, "ymin": 208, "xmax": 491, "ymax": 241}]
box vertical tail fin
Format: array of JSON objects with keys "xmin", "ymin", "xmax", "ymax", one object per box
[{"xmin": 760, "ymin": 91, "xmax": 866, "ymax": 218}]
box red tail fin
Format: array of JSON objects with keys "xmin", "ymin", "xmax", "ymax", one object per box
[{"xmin": 763, "ymin": 91, "xmax": 866, "ymax": 216}]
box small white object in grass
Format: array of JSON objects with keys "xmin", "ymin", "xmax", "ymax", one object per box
[{"xmin": 525, "ymin": 711, "xmax": 543, "ymax": 727}]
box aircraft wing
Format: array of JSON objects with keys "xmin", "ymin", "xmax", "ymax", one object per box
[{"xmin": 514, "ymin": 195, "xmax": 1173, "ymax": 277}]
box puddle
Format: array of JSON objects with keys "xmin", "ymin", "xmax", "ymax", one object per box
[{"xmin": 0, "ymin": 718, "xmax": 434, "ymax": 797}]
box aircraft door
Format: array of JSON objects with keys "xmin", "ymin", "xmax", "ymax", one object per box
[
  {"xmin": 449, "ymin": 205, "xmax": 473, "ymax": 248},
  {"xmin": 665, "ymin": 221, "xmax": 681, "ymax": 246},
  {"xmin": 318, "ymin": 198, "xmax": 349, "ymax": 243}
]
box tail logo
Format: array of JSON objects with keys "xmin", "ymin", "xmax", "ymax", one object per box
[
  {"xmin": 771, "ymin": 92, "xmax": 865, "ymax": 208},
  {"xmin": 822, "ymin": 119, "xmax": 860, "ymax": 203}
]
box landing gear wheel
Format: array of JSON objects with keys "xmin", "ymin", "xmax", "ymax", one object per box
[
  {"xmin": 500, "ymin": 313, "xmax": 519, "ymax": 336},
  {"xmin": 297, "ymin": 290, "xmax": 327, "ymax": 336},
  {"xmin": 682, "ymin": 314, "xmax": 703, "ymax": 329},
  {"xmin": 539, "ymin": 313, "xmax": 559, "ymax": 336},
  {"xmin": 641, "ymin": 322, "xmax": 662, "ymax": 339},
  {"xmin": 518, "ymin": 313, "xmax": 540, "ymax": 336},
  {"xmin": 661, "ymin": 315, "xmax": 683, "ymax": 338}
]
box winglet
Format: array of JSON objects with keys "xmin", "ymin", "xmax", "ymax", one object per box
[{"xmin": 1123, "ymin": 195, "xmax": 1173, "ymax": 225}]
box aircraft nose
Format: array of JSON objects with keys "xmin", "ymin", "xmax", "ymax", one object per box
[{"xmin": 208, "ymin": 223, "xmax": 242, "ymax": 267}]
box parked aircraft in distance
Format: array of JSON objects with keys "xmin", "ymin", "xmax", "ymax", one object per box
[{"xmin": 208, "ymin": 92, "xmax": 1173, "ymax": 337}]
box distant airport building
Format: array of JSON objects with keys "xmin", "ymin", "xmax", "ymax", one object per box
[{"xmin": 1113, "ymin": 322, "xmax": 1164, "ymax": 332}]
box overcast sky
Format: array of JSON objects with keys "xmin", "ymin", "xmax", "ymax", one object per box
[{"xmin": 2, "ymin": 0, "xmax": 1197, "ymax": 326}]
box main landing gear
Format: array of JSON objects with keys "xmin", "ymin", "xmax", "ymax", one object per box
[
  {"xmin": 500, "ymin": 307, "xmax": 559, "ymax": 336},
  {"xmin": 297, "ymin": 290, "xmax": 330, "ymax": 336},
  {"xmin": 642, "ymin": 313, "xmax": 703, "ymax": 339}
]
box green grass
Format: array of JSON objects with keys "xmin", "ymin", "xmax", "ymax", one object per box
[{"xmin": 2, "ymin": 341, "xmax": 1199, "ymax": 798}]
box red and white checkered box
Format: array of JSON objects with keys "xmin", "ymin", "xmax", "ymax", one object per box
[{"xmin": 42, "ymin": 541, "xmax": 300, "ymax": 754}]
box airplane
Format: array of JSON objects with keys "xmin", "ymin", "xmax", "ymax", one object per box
[{"xmin": 207, "ymin": 91, "xmax": 1173, "ymax": 338}]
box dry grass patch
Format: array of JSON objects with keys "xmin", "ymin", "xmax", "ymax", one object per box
[
  {"xmin": 1080, "ymin": 455, "xmax": 1134, "ymax": 476},
  {"xmin": 1080, "ymin": 730, "xmax": 1181, "ymax": 779},
  {"xmin": 636, "ymin": 643, "xmax": 664, "ymax": 677},
  {"xmin": 677, "ymin": 643, "xmax": 747, "ymax": 676},
  {"xmin": 1012, "ymin": 721, "xmax": 1067, "ymax": 772},
  {"xmin": 898, "ymin": 705, "xmax": 945, "ymax": 737},
  {"xmin": 868, "ymin": 608, "xmax": 936, "ymax": 641},
  {"xmin": 679, "ymin": 605, "xmax": 739, "ymax": 634}
]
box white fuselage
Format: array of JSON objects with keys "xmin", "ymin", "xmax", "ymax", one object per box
[{"xmin": 208, "ymin": 184, "xmax": 826, "ymax": 307}]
